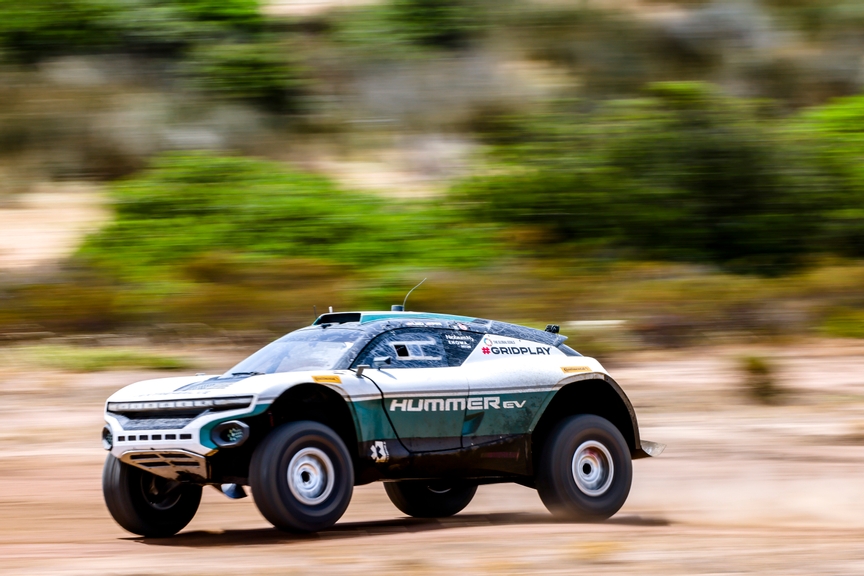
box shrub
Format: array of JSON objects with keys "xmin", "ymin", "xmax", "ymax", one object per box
[
  {"xmin": 330, "ymin": 0, "xmax": 488, "ymax": 54},
  {"xmin": 187, "ymin": 41, "xmax": 305, "ymax": 112},
  {"xmin": 741, "ymin": 355, "xmax": 783, "ymax": 404},
  {"xmin": 78, "ymin": 152, "xmax": 497, "ymax": 282},
  {"xmin": 0, "ymin": 0, "xmax": 306, "ymax": 112},
  {"xmin": 455, "ymin": 83, "xmax": 834, "ymax": 273},
  {"xmin": 387, "ymin": 0, "xmax": 485, "ymax": 49},
  {"xmin": 0, "ymin": 0, "xmax": 264, "ymax": 60},
  {"xmin": 820, "ymin": 308, "xmax": 864, "ymax": 339}
]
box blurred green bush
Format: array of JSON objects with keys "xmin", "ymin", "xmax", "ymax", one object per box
[
  {"xmin": 78, "ymin": 152, "xmax": 497, "ymax": 282},
  {"xmin": 12, "ymin": 344, "xmax": 194, "ymax": 371},
  {"xmin": 186, "ymin": 41, "xmax": 305, "ymax": 112},
  {"xmin": 331, "ymin": 0, "xmax": 488, "ymax": 54},
  {"xmin": 0, "ymin": 0, "xmax": 304, "ymax": 110},
  {"xmin": 0, "ymin": 0, "xmax": 263, "ymax": 59},
  {"xmin": 820, "ymin": 307, "xmax": 864, "ymax": 339},
  {"xmin": 455, "ymin": 82, "xmax": 864, "ymax": 273},
  {"xmin": 741, "ymin": 355, "xmax": 783, "ymax": 405}
]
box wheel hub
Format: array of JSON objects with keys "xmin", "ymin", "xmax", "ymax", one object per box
[
  {"xmin": 287, "ymin": 447, "xmax": 335, "ymax": 506},
  {"xmin": 140, "ymin": 475, "xmax": 182, "ymax": 510},
  {"xmin": 571, "ymin": 440, "xmax": 614, "ymax": 496}
]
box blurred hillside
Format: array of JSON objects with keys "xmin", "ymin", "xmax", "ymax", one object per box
[{"xmin": 3, "ymin": 0, "xmax": 864, "ymax": 350}]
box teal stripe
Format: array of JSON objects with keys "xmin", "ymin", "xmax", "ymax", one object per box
[
  {"xmin": 359, "ymin": 312, "xmax": 476, "ymax": 324},
  {"xmin": 350, "ymin": 398, "xmax": 400, "ymax": 441}
]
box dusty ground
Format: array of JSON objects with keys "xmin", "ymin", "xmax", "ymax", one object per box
[
  {"xmin": 0, "ymin": 185, "xmax": 107, "ymax": 271},
  {"xmin": 2, "ymin": 340, "xmax": 864, "ymax": 575}
]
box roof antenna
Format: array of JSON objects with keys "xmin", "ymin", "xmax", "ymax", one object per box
[{"xmin": 394, "ymin": 278, "xmax": 427, "ymax": 312}]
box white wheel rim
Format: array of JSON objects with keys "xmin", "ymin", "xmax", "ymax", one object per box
[
  {"xmin": 287, "ymin": 447, "xmax": 335, "ymax": 506},
  {"xmin": 572, "ymin": 440, "xmax": 614, "ymax": 497}
]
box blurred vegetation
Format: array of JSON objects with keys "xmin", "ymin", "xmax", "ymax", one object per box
[
  {"xmin": 0, "ymin": 0, "xmax": 264, "ymax": 57},
  {"xmin": 78, "ymin": 152, "xmax": 495, "ymax": 281},
  {"xmin": 9, "ymin": 344, "xmax": 194, "ymax": 371},
  {"xmin": 741, "ymin": 355, "xmax": 783, "ymax": 405},
  {"xmin": 820, "ymin": 308, "xmax": 864, "ymax": 339},
  {"xmin": 0, "ymin": 0, "xmax": 303, "ymax": 111},
  {"xmin": 332, "ymin": 0, "xmax": 487, "ymax": 53},
  {"xmin": 455, "ymin": 82, "xmax": 852, "ymax": 272},
  {"xmin": 3, "ymin": 0, "xmax": 864, "ymax": 348}
]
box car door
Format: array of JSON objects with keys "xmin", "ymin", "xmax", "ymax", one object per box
[
  {"xmin": 352, "ymin": 327, "xmax": 468, "ymax": 452},
  {"xmin": 462, "ymin": 334, "xmax": 567, "ymax": 447}
]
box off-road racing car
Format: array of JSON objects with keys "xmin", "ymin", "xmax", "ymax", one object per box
[{"xmin": 102, "ymin": 310, "xmax": 664, "ymax": 536}]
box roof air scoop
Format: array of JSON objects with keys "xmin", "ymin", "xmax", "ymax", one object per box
[
  {"xmin": 391, "ymin": 305, "xmax": 404, "ymax": 311},
  {"xmin": 313, "ymin": 312, "xmax": 362, "ymax": 325}
]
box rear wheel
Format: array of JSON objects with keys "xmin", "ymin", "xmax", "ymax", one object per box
[
  {"xmin": 384, "ymin": 480, "xmax": 476, "ymax": 518},
  {"xmin": 250, "ymin": 421, "xmax": 353, "ymax": 533},
  {"xmin": 102, "ymin": 455, "xmax": 202, "ymax": 537},
  {"xmin": 536, "ymin": 414, "xmax": 632, "ymax": 521}
]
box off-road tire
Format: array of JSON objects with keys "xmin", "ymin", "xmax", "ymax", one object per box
[
  {"xmin": 384, "ymin": 481, "xmax": 477, "ymax": 518},
  {"xmin": 250, "ymin": 421, "xmax": 353, "ymax": 533},
  {"xmin": 102, "ymin": 454, "xmax": 202, "ymax": 537},
  {"xmin": 536, "ymin": 414, "xmax": 632, "ymax": 521}
]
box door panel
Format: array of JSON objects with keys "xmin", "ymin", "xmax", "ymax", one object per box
[
  {"xmin": 462, "ymin": 335, "xmax": 566, "ymax": 447},
  {"xmin": 353, "ymin": 328, "xmax": 468, "ymax": 452},
  {"xmin": 362, "ymin": 367, "xmax": 468, "ymax": 452}
]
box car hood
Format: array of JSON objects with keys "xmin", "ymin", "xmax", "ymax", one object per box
[{"xmin": 105, "ymin": 370, "xmax": 353, "ymax": 405}]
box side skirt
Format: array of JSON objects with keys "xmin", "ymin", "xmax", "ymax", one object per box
[{"xmin": 356, "ymin": 435, "xmax": 532, "ymax": 484}]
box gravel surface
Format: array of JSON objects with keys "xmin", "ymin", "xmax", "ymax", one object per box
[{"xmin": 3, "ymin": 341, "xmax": 864, "ymax": 574}]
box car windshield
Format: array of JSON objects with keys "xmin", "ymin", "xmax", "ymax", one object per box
[{"xmin": 223, "ymin": 329, "xmax": 364, "ymax": 376}]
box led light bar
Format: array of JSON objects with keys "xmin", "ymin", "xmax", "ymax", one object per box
[{"xmin": 107, "ymin": 396, "xmax": 253, "ymax": 413}]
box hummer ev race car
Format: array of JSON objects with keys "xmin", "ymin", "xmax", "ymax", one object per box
[{"xmin": 101, "ymin": 310, "xmax": 664, "ymax": 536}]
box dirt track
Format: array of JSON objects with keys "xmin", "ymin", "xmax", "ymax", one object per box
[{"xmin": 3, "ymin": 341, "xmax": 864, "ymax": 575}]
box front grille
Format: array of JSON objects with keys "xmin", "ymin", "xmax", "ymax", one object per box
[
  {"xmin": 108, "ymin": 413, "xmax": 199, "ymax": 430},
  {"xmin": 107, "ymin": 395, "xmax": 253, "ymax": 431},
  {"xmin": 116, "ymin": 433, "xmax": 192, "ymax": 442}
]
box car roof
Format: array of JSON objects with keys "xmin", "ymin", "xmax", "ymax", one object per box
[
  {"xmin": 308, "ymin": 310, "xmax": 567, "ymax": 347},
  {"xmin": 313, "ymin": 311, "xmax": 476, "ymax": 325}
]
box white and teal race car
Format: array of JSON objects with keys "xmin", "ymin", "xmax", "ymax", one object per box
[{"xmin": 102, "ymin": 310, "xmax": 664, "ymax": 536}]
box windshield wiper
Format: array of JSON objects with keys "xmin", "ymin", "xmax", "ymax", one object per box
[{"xmin": 230, "ymin": 371, "xmax": 265, "ymax": 377}]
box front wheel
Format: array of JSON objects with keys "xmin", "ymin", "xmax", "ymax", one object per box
[
  {"xmin": 102, "ymin": 455, "xmax": 202, "ymax": 537},
  {"xmin": 249, "ymin": 421, "xmax": 354, "ymax": 533},
  {"xmin": 536, "ymin": 414, "xmax": 632, "ymax": 521},
  {"xmin": 384, "ymin": 481, "xmax": 476, "ymax": 518}
]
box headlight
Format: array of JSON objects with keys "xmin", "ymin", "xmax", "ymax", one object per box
[
  {"xmin": 107, "ymin": 396, "xmax": 253, "ymax": 413},
  {"xmin": 211, "ymin": 420, "xmax": 251, "ymax": 448}
]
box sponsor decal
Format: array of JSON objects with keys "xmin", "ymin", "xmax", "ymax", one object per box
[
  {"xmin": 312, "ymin": 375, "xmax": 342, "ymax": 384},
  {"xmin": 390, "ymin": 396, "xmax": 525, "ymax": 412},
  {"xmin": 405, "ymin": 321, "xmax": 444, "ymax": 327},
  {"xmin": 455, "ymin": 323, "xmax": 469, "ymax": 331},
  {"xmin": 483, "ymin": 346, "xmax": 551, "ymax": 356},
  {"xmin": 370, "ymin": 441, "xmax": 389, "ymax": 463},
  {"xmin": 444, "ymin": 332, "xmax": 475, "ymax": 350},
  {"xmin": 503, "ymin": 400, "xmax": 526, "ymax": 408},
  {"xmin": 444, "ymin": 333, "xmax": 473, "ymax": 342},
  {"xmin": 561, "ymin": 366, "xmax": 592, "ymax": 373}
]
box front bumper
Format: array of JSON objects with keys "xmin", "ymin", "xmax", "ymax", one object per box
[
  {"xmin": 104, "ymin": 400, "xmax": 269, "ymax": 481},
  {"xmin": 120, "ymin": 449, "xmax": 209, "ymax": 482}
]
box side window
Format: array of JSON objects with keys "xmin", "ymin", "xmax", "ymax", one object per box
[
  {"xmin": 440, "ymin": 329, "xmax": 481, "ymax": 366},
  {"xmin": 353, "ymin": 328, "xmax": 448, "ymax": 368}
]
